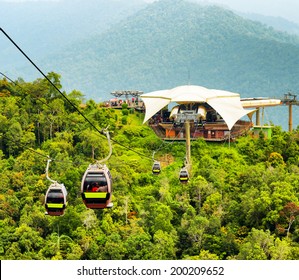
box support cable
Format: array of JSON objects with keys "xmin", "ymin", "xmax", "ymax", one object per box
[
  {"xmin": 0, "ymin": 27, "xmax": 104, "ymax": 137},
  {"xmin": 0, "ymin": 71, "xmax": 56, "ymax": 111}
]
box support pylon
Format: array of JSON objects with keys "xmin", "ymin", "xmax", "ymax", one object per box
[{"xmin": 185, "ymin": 119, "xmax": 191, "ymax": 171}]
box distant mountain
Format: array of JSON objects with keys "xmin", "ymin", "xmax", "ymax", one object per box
[
  {"xmin": 34, "ymin": 0, "xmax": 299, "ymax": 99},
  {"xmin": 239, "ymin": 12, "xmax": 299, "ymax": 36},
  {"xmin": 1, "ymin": 0, "xmax": 299, "ymax": 130},
  {"xmin": 0, "ymin": 0, "xmax": 147, "ymax": 70}
]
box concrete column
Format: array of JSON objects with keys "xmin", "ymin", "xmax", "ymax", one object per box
[
  {"xmin": 289, "ymin": 103, "xmax": 293, "ymax": 132},
  {"xmin": 185, "ymin": 119, "xmax": 191, "ymax": 169},
  {"xmin": 256, "ymin": 107, "xmax": 260, "ymax": 126}
]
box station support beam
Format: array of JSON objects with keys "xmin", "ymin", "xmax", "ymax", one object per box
[
  {"xmin": 185, "ymin": 119, "xmax": 191, "ymax": 170},
  {"xmin": 256, "ymin": 107, "xmax": 260, "ymax": 126},
  {"xmin": 289, "ymin": 103, "xmax": 293, "ymax": 132}
]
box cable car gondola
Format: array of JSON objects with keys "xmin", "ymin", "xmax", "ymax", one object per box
[
  {"xmin": 81, "ymin": 163, "xmax": 113, "ymax": 209},
  {"xmin": 152, "ymin": 161, "xmax": 161, "ymax": 175},
  {"xmin": 179, "ymin": 167, "xmax": 189, "ymax": 183},
  {"xmin": 44, "ymin": 158, "xmax": 68, "ymax": 216},
  {"xmin": 45, "ymin": 182, "xmax": 68, "ymax": 216}
]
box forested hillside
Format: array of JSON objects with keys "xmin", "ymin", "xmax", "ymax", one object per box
[{"xmin": 1, "ymin": 73, "xmax": 299, "ymax": 260}]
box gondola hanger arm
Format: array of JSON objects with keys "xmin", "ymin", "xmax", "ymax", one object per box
[
  {"xmin": 45, "ymin": 157, "xmax": 57, "ymax": 184},
  {"xmin": 96, "ymin": 127, "xmax": 112, "ymax": 166},
  {"xmin": 152, "ymin": 151, "xmax": 156, "ymax": 161}
]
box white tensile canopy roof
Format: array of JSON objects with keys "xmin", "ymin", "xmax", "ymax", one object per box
[{"xmin": 140, "ymin": 85, "xmax": 255, "ymax": 130}]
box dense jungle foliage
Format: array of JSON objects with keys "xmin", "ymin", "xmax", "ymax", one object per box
[{"xmin": 1, "ymin": 73, "xmax": 299, "ymax": 260}]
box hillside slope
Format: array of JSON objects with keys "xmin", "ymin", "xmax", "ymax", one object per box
[
  {"xmin": 1, "ymin": 75, "xmax": 299, "ymax": 260},
  {"xmin": 239, "ymin": 12, "xmax": 299, "ymax": 35}
]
